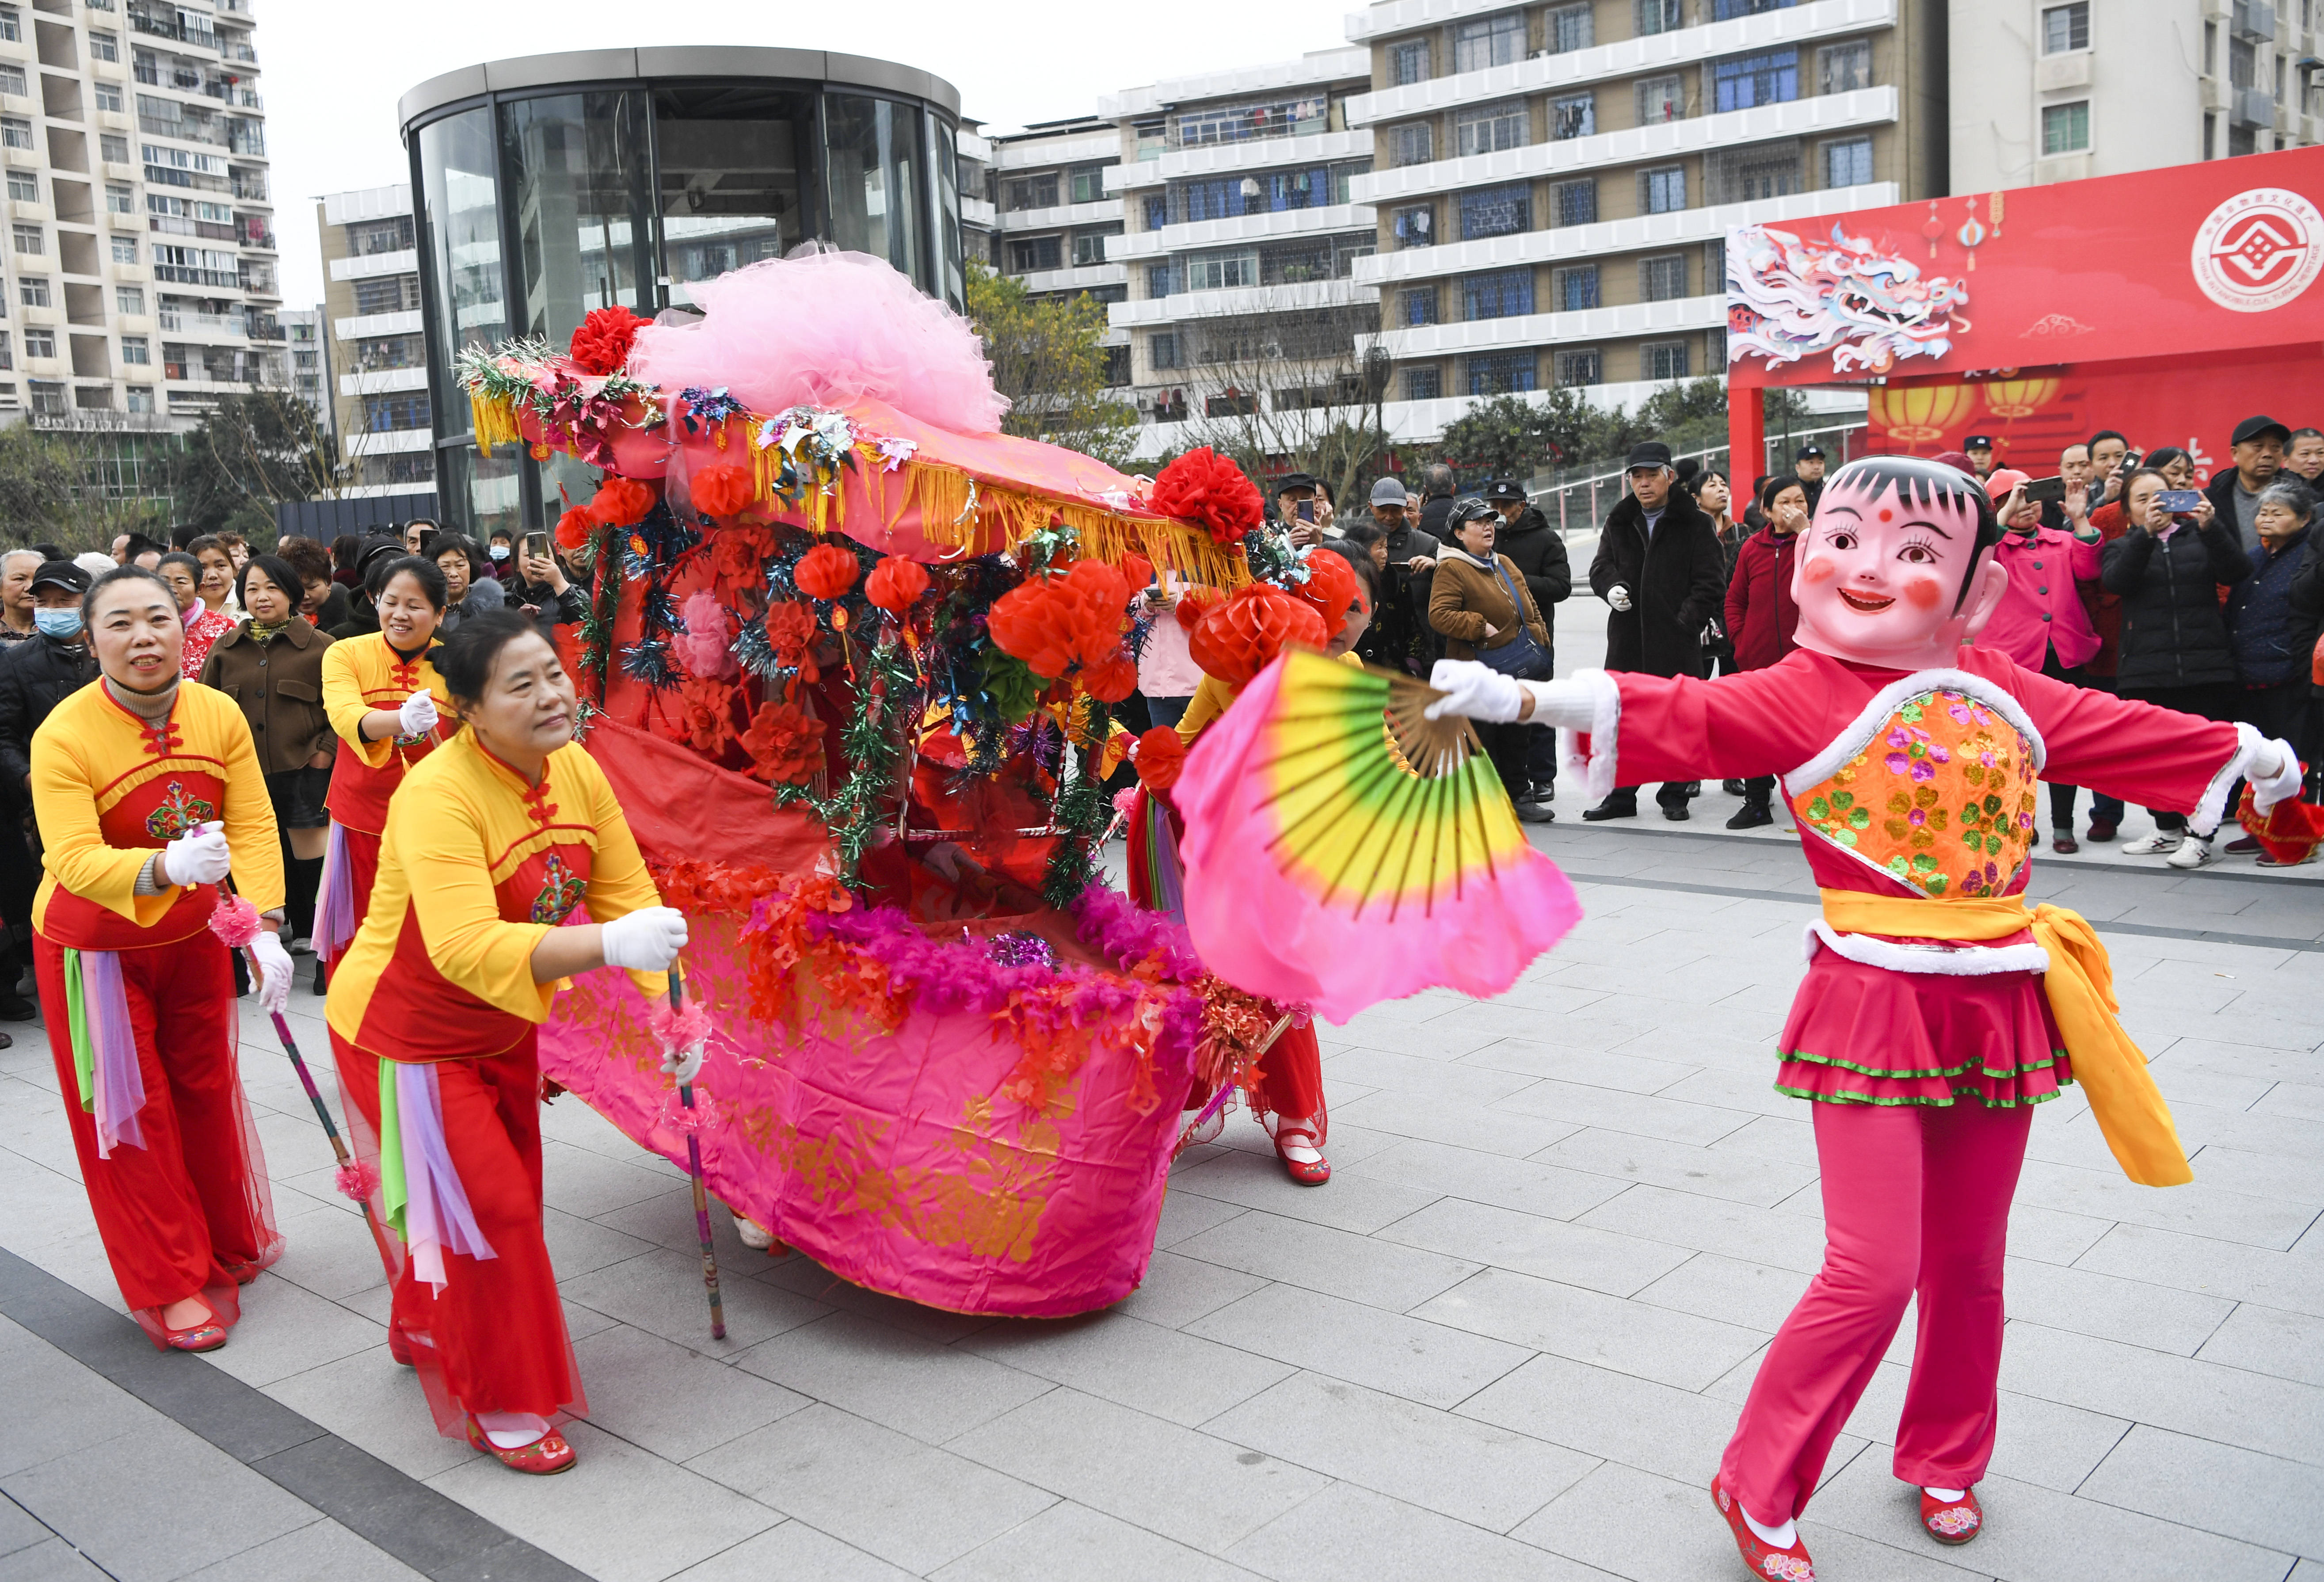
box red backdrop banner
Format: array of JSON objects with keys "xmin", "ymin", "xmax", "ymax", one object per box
[{"xmin": 1726, "ymin": 145, "xmax": 2324, "ymax": 385}]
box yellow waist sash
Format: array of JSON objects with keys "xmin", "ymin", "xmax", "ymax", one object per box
[{"xmin": 1818, "ymin": 890, "xmax": 2190, "ymax": 1187}]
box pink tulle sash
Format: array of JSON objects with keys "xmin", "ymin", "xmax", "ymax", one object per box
[
  {"xmin": 70, "ymin": 948, "xmax": 145, "ymax": 1158},
  {"xmin": 315, "ymin": 820, "xmax": 356, "ymax": 962},
  {"xmin": 390, "ymin": 1061, "xmax": 495, "ymax": 1293}
]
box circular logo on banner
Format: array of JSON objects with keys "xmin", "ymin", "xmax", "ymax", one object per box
[{"xmin": 2191, "ymin": 187, "xmax": 2324, "ymax": 313}]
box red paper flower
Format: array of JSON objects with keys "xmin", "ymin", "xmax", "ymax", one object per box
[
  {"xmin": 987, "ymin": 559, "xmax": 1130, "ymax": 682},
  {"xmin": 554, "ymin": 507, "xmax": 593, "ymax": 550},
  {"xmin": 1118, "ymin": 552, "xmax": 1154, "ymax": 593},
  {"xmin": 1082, "ymin": 651, "xmax": 1139, "ymax": 704},
  {"xmin": 1189, "ymin": 583, "xmax": 1329, "ymax": 688},
  {"xmin": 1133, "ymin": 727, "xmax": 1187, "ymax": 790},
  {"xmin": 712, "ymin": 521, "xmax": 777, "ymax": 588},
  {"xmin": 584, "ymin": 476, "xmax": 655, "ymax": 527},
  {"xmin": 740, "ymin": 699, "xmax": 825, "ymax": 785},
  {"xmin": 691, "ymin": 463, "xmax": 758, "ymax": 519},
  {"xmin": 1292, "ymin": 549, "xmax": 1360, "ymax": 640},
  {"xmin": 568, "ymin": 305, "xmax": 650, "ymax": 375},
  {"xmin": 865, "ymin": 555, "xmax": 931, "ymax": 613},
  {"xmin": 1174, "ymin": 585, "xmax": 1223, "ymax": 634},
  {"xmin": 762, "ymin": 601, "xmax": 821, "ymax": 683},
  {"xmin": 674, "ymin": 677, "xmax": 736, "ymax": 755},
  {"xmin": 1151, "ymin": 447, "xmax": 1263, "ymax": 548},
  {"xmin": 794, "ymin": 543, "xmax": 860, "ymax": 602}
]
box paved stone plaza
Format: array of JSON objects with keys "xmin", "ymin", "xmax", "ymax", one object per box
[{"xmin": 0, "ymin": 803, "xmax": 2317, "ymax": 1582}]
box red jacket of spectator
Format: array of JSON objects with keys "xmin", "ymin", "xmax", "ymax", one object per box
[
  {"xmin": 1723, "ymin": 526, "xmax": 1801, "ymax": 671},
  {"xmin": 2081, "ymin": 500, "xmax": 2130, "ymax": 677}
]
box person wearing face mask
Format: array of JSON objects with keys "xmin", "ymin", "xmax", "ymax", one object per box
[
  {"xmin": 328, "ymin": 611, "xmax": 684, "ymax": 1474},
  {"xmin": 1423, "ymin": 455, "xmax": 2301, "ymax": 1581},
  {"xmin": 316, "ymin": 556, "xmax": 453, "ymax": 968},
  {"xmin": 30, "ymin": 565, "xmax": 295, "ymax": 1355},
  {"xmin": 158, "ymin": 551, "xmax": 238, "ymax": 679},
  {"xmin": 0, "ymin": 561, "xmax": 102, "ymax": 844},
  {"xmin": 1979, "ymin": 470, "xmax": 2104, "ymax": 854},
  {"xmin": 485, "ymin": 526, "xmax": 517, "ymax": 580}
]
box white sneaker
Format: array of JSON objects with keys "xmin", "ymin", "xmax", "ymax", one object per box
[
  {"xmin": 2120, "ymin": 830, "xmax": 2183, "ymax": 857},
  {"xmin": 2166, "ymin": 834, "xmax": 2214, "ymax": 869},
  {"xmin": 729, "ymin": 1208, "xmax": 775, "ymax": 1250}
]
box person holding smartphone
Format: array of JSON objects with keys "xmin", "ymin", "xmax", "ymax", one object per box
[
  {"xmin": 1980, "ymin": 471, "xmax": 2105, "ymax": 852},
  {"xmin": 507, "ymin": 527, "xmax": 589, "ymax": 639},
  {"xmin": 1272, "ymin": 473, "xmax": 1333, "ymax": 548},
  {"xmin": 2100, "ymin": 469, "xmax": 2252, "ymax": 867}
]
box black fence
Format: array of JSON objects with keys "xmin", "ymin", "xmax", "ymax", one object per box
[{"xmin": 272, "ymin": 492, "xmax": 440, "ymax": 543}]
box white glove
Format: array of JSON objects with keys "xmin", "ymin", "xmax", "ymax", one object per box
[
  {"xmin": 601, "ymin": 906, "xmax": 688, "ymax": 971},
  {"xmin": 2251, "ymin": 737, "xmax": 2304, "ymax": 815},
  {"xmin": 1607, "ymin": 585, "xmax": 1634, "ymax": 613},
  {"xmin": 660, "ymin": 1037, "xmax": 706, "ymax": 1086},
  {"xmin": 162, "ymin": 820, "xmax": 232, "ymax": 887},
  {"xmin": 396, "ymin": 690, "xmax": 439, "ymax": 738},
  {"xmin": 248, "ymin": 929, "xmax": 293, "ymax": 1016},
  {"xmin": 1425, "ymin": 660, "xmax": 1526, "ymax": 723}
]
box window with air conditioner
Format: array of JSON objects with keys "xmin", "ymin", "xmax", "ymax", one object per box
[
  {"xmin": 1818, "ymin": 41, "xmax": 1871, "ymax": 95},
  {"xmin": 1453, "ymin": 14, "xmax": 1524, "ymax": 73},
  {"xmin": 1642, "ymin": 254, "xmax": 1688, "ymax": 301},
  {"xmin": 1637, "ymin": 76, "xmax": 1685, "ymax": 126},
  {"xmin": 1548, "ymin": 4, "xmax": 1593, "ymax": 52},
  {"xmin": 2042, "ymin": 3, "xmax": 2090, "ymax": 52},
  {"xmin": 2042, "ymin": 101, "xmax": 2091, "ymax": 154},
  {"xmin": 1457, "ymin": 99, "xmax": 1529, "ymax": 156}
]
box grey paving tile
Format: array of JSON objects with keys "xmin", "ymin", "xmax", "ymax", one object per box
[
  {"xmin": 752, "ymin": 1255, "xmax": 1000, "ymax": 1346},
  {"xmin": 2000, "ymin": 1320, "xmax": 2324, "ymax": 1465},
  {"xmin": 262, "ymin": 1347, "xmax": 475, "ymax": 1482},
  {"xmin": 3, "ymin": 1418, "xmax": 316, "ymax": 1582},
  {"xmin": 1460, "ymin": 1040, "xmax": 1700, "ymax": 1095},
  {"xmin": 1996, "ymin": 1255, "xmax": 2235, "ymax": 1356},
  {"xmin": 1339, "ymin": 1140, "xmax": 1629, "ymax": 1223},
  {"xmin": 1458, "ymin": 1352, "xmax": 1781, "ymax": 1487},
  {"xmin": 1150, "ymin": 1189, "xmax": 1249, "ymax": 1250},
  {"xmin": 1328, "ymin": 1089, "xmax": 1584, "ymax": 1158},
  {"xmin": 538, "ymin": 1204, "xmax": 660, "ymax": 1278},
  {"xmin": 2188, "ymin": 1144, "xmax": 2324, "ymax": 1205},
  {"xmin": 0, "ymin": 1536, "xmax": 107, "ymax": 1580},
  {"xmin": 201, "ymin": 1274, "xmax": 384, "ymax": 1390},
  {"xmin": 931, "ymin": 1499, "xmax": 1260, "ymax": 1582},
  {"xmin": 1111, "ymin": 1249, "xmax": 1269, "ymax": 1330},
  {"xmin": 1167, "ymin": 1147, "xmax": 1446, "ymax": 1235},
  {"xmin": 1231, "ymin": 1481, "xmax": 1618, "ymax": 1582},
  {"xmin": 2252, "ymin": 1081, "xmax": 2324, "ymax": 1121},
  {"xmin": 668, "ymin": 1520, "xmax": 915, "ymax": 1582},
  {"xmin": 1173, "ymin": 1207, "xmax": 1482, "ymax": 1311},
  {"xmin": 538, "ymin": 1137, "xmax": 684, "ymax": 1220},
  {"xmin": 963, "ymin": 1311, "xmax": 1292, "ymax": 1428},
  {"xmin": 2196, "ymin": 1303, "xmax": 2324, "ymax": 1388},
  {"xmin": 259, "ymin": 1198, "xmax": 391, "ymax": 1304},
  {"xmin": 2003, "ymin": 1201, "xmax": 2118, "ymax": 1267},
  {"xmin": 1324, "ymin": 1046, "xmax": 1542, "ymax": 1102},
  {"xmin": 563, "ymin": 1245, "xmax": 832, "ymax": 1351},
  {"xmin": 430, "ymin": 1419, "xmax": 782, "ymax": 1582},
  {"xmin": 1378, "ymin": 1196, "xmax": 1692, "ymax": 1300},
  {"xmin": 1498, "ymin": 1078, "xmax": 1759, "ymax": 1147},
  {"xmin": 949, "ymin": 1388, "xmax": 1328, "ymax": 1556},
  {"xmin": 1415, "ymin": 1267, "xmax": 1768, "ymax": 1391},
  {"xmin": 695, "ymin": 1404, "xmax": 1054, "ymax": 1574},
  {"xmin": 1632, "ymin": 1251, "xmax": 1811, "ymax": 1333},
  {"xmin": 1808, "ymin": 1451, "xmax": 2294, "ymax": 1582},
  {"xmin": 1185, "ymin": 1283, "xmax": 1531, "ymax": 1409},
  {"xmin": 2081, "ymin": 1423, "xmax": 2324, "ymax": 1561},
  {"xmin": 2012, "ymin": 1159, "xmax": 2317, "ymax": 1249},
  {"xmin": 0, "ymin": 1332, "xmax": 158, "ymax": 1479},
  {"xmin": 733, "ymin": 1311, "xmax": 1053, "ymax": 1444},
  {"xmin": 176, "ymin": 1517, "xmax": 427, "ymax": 1582},
  {"xmin": 573, "ymin": 1323, "xmax": 812, "ymax": 1461},
  {"xmin": 1573, "ymin": 1182, "xmax": 1831, "ymax": 1275},
  {"xmin": 1208, "ymin": 1371, "xmax": 1599, "ymax": 1531},
  {"xmin": 1533, "ymin": 1128, "xmax": 1815, "ymax": 1208},
  {"xmin": 0, "ymin": 1497, "xmax": 45, "ymax": 1561}
]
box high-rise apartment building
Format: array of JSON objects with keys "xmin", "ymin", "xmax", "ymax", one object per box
[
  {"xmin": 1951, "ymin": 0, "xmax": 2321, "ymax": 190},
  {"xmin": 1101, "ymin": 49, "xmax": 1378, "ymax": 449},
  {"xmin": 957, "ymin": 119, "xmax": 996, "ymax": 263},
  {"xmin": 1344, "ymin": 0, "xmax": 1940, "ymax": 425},
  {"xmin": 316, "ymin": 183, "xmax": 431, "ymax": 497},
  {"xmin": 281, "ymin": 302, "xmax": 323, "ymax": 426},
  {"xmin": 0, "ymin": 0, "xmax": 278, "ymax": 429},
  {"xmin": 986, "ymin": 114, "xmax": 1129, "ymax": 384}
]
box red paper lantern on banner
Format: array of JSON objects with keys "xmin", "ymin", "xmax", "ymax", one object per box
[
  {"xmin": 865, "ymin": 555, "xmax": 930, "ymax": 612},
  {"xmin": 794, "ymin": 544, "xmax": 860, "ymax": 601}
]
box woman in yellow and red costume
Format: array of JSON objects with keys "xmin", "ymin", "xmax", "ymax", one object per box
[
  {"xmin": 328, "ymin": 609, "xmax": 689, "ymax": 1474},
  {"xmin": 315, "ymin": 554, "xmax": 453, "ymax": 963},
  {"xmin": 1429, "ymin": 456, "xmax": 2304, "ymax": 1581},
  {"xmin": 33, "ymin": 566, "xmax": 297, "ymax": 1352}
]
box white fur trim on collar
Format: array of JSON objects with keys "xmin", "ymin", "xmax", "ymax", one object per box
[
  {"xmin": 1783, "ymin": 667, "xmax": 2046, "ymax": 789},
  {"xmin": 1556, "ymin": 669, "xmax": 1622, "ymax": 802}
]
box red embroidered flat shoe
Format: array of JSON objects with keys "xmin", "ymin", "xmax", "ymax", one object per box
[
  {"xmin": 1920, "ymin": 1487, "xmax": 1982, "ymax": 1544},
  {"xmin": 1712, "ymin": 1478, "xmax": 1815, "ymax": 1581},
  {"xmin": 463, "ymin": 1417, "xmax": 576, "ymax": 1475},
  {"xmin": 165, "ymin": 1321, "xmax": 228, "ymax": 1353},
  {"xmin": 387, "ymin": 1324, "xmax": 416, "ymax": 1367},
  {"xmin": 1274, "ymin": 1125, "xmax": 1330, "ymax": 1186},
  {"xmin": 220, "ymin": 1258, "xmax": 262, "ymax": 1286}
]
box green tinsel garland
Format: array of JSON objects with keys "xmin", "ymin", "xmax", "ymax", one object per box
[
  {"xmin": 1039, "ymin": 698, "xmax": 1115, "ymax": 909},
  {"xmin": 771, "ymin": 634, "xmax": 918, "ymax": 884},
  {"xmin": 574, "ymin": 522, "xmax": 623, "ymax": 707}
]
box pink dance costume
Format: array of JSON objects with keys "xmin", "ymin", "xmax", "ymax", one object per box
[{"xmin": 1561, "ymin": 643, "xmax": 2264, "ymax": 1531}]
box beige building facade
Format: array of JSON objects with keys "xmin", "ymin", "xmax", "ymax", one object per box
[{"xmin": 315, "ymin": 183, "xmax": 430, "ymax": 497}]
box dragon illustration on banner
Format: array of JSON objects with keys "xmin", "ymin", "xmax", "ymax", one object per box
[{"xmin": 1726, "ymin": 221, "xmax": 1969, "ymax": 375}]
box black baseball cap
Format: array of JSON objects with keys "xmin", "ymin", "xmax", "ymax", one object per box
[
  {"xmin": 29, "ymin": 559, "xmax": 91, "ymax": 595},
  {"xmin": 1482, "ymin": 479, "xmax": 1528, "ymax": 503},
  {"xmin": 2232, "ymin": 414, "xmax": 2291, "ymax": 447},
  {"xmin": 1275, "ymin": 472, "xmax": 1319, "ymax": 495},
  {"xmin": 1625, "ymin": 441, "xmax": 1673, "ymax": 470},
  {"xmin": 1963, "ymin": 434, "xmax": 1995, "ymax": 450},
  {"xmin": 1796, "ymin": 443, "xmax": 1825, "ymax": 460},
  {"xmin": 1449, "ymin": 497, "xmax": 1495, "ymax": 527}
]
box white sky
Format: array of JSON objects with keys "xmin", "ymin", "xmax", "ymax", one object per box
[{"xmin": 267, "ymin": 0, "xmax": 1353, "ymax": 307}]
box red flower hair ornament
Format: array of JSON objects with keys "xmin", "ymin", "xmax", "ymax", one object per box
[
  {"xmin": 1150, "ymin": 447, "xmax": 1263, "ymax": 548},
  {"xmin": 568, "ymin": 305, "xmax": 650, "ymax": 376}
]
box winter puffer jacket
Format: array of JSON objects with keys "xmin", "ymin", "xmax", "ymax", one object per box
[{"xmin": 2099, "ymin": 518, "xmax": 2253, "ymax": 690}]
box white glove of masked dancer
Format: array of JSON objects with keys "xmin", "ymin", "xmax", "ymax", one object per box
[
  {"xmin": 163, "ymin": 820, "xmax": 232, "ymax": 887},
  {"xmin": 248, "ymin": 929, "xmax": 294, "ymax": 1016},
  {"xmin": 1425, "ymin": 661, "xmax": 1600, "ymax": 731},
  {"xmin": 396, "ymin": 690, "xmax": 438, "ymax": 738},
  {"xmin": 2251, "ymin": 738, "xmax": 2304, "ymax": 815},
  {"xmin": 601, "ymin": 906, "xmax": 688, "ymax": 971}
]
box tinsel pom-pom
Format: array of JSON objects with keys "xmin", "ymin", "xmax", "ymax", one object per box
[
  {"xmin": 335, "ymin": 1159, "xmax": 381, "ymax": 1202},
  {"xmin": 568, "ymin": 305, "xmax": 650, "ymax": 375},
  {"xmin": 674, "ymin": 591, "xmax": 739, "ymax": 681},
  {"xmin": 1150, "ymin": 447, "xmax": 1263, "ymax": 547},
  {"xmin": 984, "ymin": 930, "xmax": 1057, "ymax": 971},
  {"xmin": 207, "ymin": 893, "xmax": 262, "ymax": 948}
]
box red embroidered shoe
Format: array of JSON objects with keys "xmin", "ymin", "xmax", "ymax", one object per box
[
  {"xmin": 165, "ymin": 1322, "xmax": 227, "ymax": 1353},
  {"xmin": 387, "ymin": 1323, "xmax": 416, "ymax": 1367},
  {"xmin": 1273, "ymin": 1124, "xmax": 1330, "ymax": 1186},
  {"xmin": 463, "ymin": 1417, "xmax": 576, "ymax": 1475},
  {"xmin": 219, "ymin": 1258, "xmax": 262, "ymax": 1286},
  {"xmin": 1712, "ymin": 1478, "xmax": 1816, "ymax": 1581},
  {"xmin": 1920, "ymin": 1487, "xmax": 1983, "ymax": 1544}
]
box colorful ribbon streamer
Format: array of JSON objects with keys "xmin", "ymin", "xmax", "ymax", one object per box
[
  {"xmin": 378, "ymin": 1060, "xmax": 496, "ymax": 1291},
  {"xmin": 314, "ymin": 820, "xmax": 357, "ymax": 962},
  {"xmin": 65, "ymin": 948, "xmax": 144, "ymax": 1158}
]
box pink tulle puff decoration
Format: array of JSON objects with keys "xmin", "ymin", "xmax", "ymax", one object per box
[
  {"xmin": 655, "ymin": 1083, "xmax": 725, "ymax": 1135},
  {"xmin": 627, "ymin": 248, "xmax": 1011, "ymax": 436},
  {"xmin": 647, "ymin": 999, "xmax": 712, "ymax": 1059},
  {"xmin": 675, "ymin": 591, "xmax": 739, "ymax": 681},
  {"xmin": 207, "ymin": 893, "xmax": 262, "ymax": 948},
  {"xmin": 335, "ymin": 1159, "xmax": 380, "ymax": 1202},
  {"xmin": 1112, "ymin": 788, "xmax": 1140, "ymax": 818}
]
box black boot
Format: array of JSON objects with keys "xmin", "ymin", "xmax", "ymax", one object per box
[
  {"xmin": 285, "ymin": 855, "xmax": 323, "ymax": 952},
  {"xmin": 1726, "ymin": 799, "xmax": 1774, "ymax": 830},
  {"xmin": 1581, "ymin": 794, "xmax": 1638, "ymax": 822}
]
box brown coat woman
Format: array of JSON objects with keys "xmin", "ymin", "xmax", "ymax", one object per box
[{"xmin": 1428, "ymin": 499, "xmax": 1554, "ymax": 816}]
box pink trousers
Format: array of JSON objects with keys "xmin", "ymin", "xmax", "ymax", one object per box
[{"xmin": 1720, "ymin": 1098, "xmax": 2033, "ymax": 1525}]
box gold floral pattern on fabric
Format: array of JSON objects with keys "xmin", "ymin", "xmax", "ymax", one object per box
[{"xmin": 1790, "ymin": 690, "xmax": 2038, "ymax": 897}]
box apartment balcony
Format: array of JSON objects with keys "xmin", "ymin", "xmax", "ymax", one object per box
[
  {"xmin": 1108, "ymin": 129, "xmax": 1373, "ymax": 193},
  {"xmin": 1099, "ymin": 48, "xmax": 1371, "ymax": 122},
  {"xmin": 328, "ymin": 248, "xmax": 418, "ymax": 282},
  {"xmin": 955, "ymin": 128, "xmax": 993, "ymax": 164},
  {"xmin": 333, "ymin": 308, "xmax": 423, "ymax": 340},
  {"xmin": 960, "ymin": 194, "xmax": 996, "ymax": 229},
  {"xmin": 1010, "ymin": 261, "xmax": 1128, "ymax": 295},
  {"xmin": 1362, "ymin": 289, "xmax": 1725, "ymax": 360},
  {"xmin": 343, "ymin": 427, "xmax": 434, "ymax": 456},
  {"xmin": 993, "ymin": 131, "xmax": 1120, "ymax": 171},
  {"xmin": 159, "ymin": 309, "xmax": 247, "ymax": 337},
  {"xmin": 1113, "ymin": 202, "xmax": 1378, "ymax": 260},
  {"xmin": 339, "ymin": 366, "xmax": 426, "ymax": 395},
  {"xmin": 1359, "ymin": 181, "xmax": 1897, "ymax": 286},
  {"xmin": 1111, "ymin": 274, "xmax": 1377, "ymax": 329},
  {"xmin": 992, "ymin": 198, "xmax": 1122, "ymax": 234},
  {"xmin": 1346, "ymin": 0, "xmax": 1897, "ymax": 124},
  {"xmin": 1355, "ymin": 85, "xmax": 1897, "ymax": 202}
]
